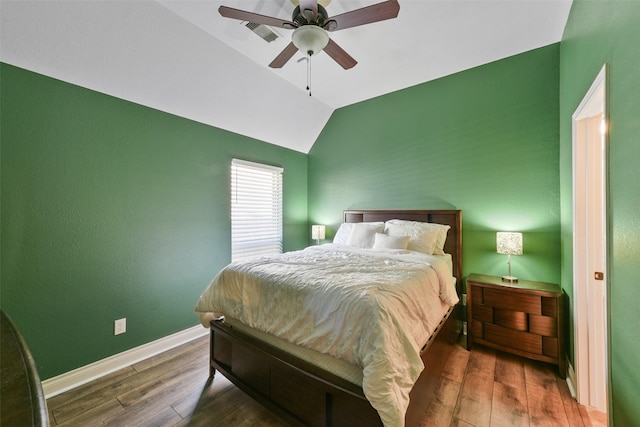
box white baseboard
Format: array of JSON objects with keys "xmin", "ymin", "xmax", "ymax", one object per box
[
  {"xmin": 565, "ymin": 356, "xmax": 577, "ymax": 398},
  {"xmin": 42, "ymin": 325, "xmax": 209, "ymax": 399}
]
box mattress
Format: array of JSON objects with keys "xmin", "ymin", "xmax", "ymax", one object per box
[{"xmin": 195, "ymin": 244, "xmax": 458, "ymax": 427}]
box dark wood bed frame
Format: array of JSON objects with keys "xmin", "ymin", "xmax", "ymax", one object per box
[{"xmin": 209, "ymin": 209, "xmax": 463, "ymax": 426}]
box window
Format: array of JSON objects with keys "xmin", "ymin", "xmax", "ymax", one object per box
[{"xmin": 231, "ymin": 159, "xmax": 283, "ymax": 262}]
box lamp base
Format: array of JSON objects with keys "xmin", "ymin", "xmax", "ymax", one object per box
[{"xmin": 502, "ymin": 275, "xmax": 519, "ymax": 283}]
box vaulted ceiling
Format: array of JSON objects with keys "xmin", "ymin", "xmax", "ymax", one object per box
[{"xmin": 0, "ymin": 1, "xmax": 572, "ymax": 153}]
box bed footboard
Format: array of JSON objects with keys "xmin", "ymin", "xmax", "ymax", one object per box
[
  {"xmin": 209, "ymin": 318, "xmax": 383, "ymax": 427},
  {"xmin": 209, "ymin": 306, "xmax": 459, "ymax": 427}
]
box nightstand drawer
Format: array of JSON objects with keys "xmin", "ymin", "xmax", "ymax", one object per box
[
  {"xmin": 484, "ymin": 323, "xmax": 542, "ymax": 355},
  {"xmin": 542, "ymin": 297, "xmax": 557, "ymax": 316},
  {"xmin": 471, "ymin": 287, "xmax": 483, "ymax": 303},
  {"xmin": 530, "ymin": 314, "xmax": 557, "ymax": 337},
  {"xmin": 543, "ymin": 337, "xmax": 559, "ymax": 358},
  {"xmin": 494, "ymin": 308, "xmax": 528, "ymax": 331},
  {"xmin": 483, "ymin": 288, "xmax": 542, "ymax": 315},
  {"xmin": 474, "ymin": 304, "xmax": 493, "ymax": 323}
]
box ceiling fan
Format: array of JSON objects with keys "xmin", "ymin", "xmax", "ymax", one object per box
[{"xmin": 218, "ymin": 0, "xmax": 400, "ymax": 70}]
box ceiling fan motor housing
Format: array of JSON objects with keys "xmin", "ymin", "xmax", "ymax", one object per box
[{"xmin": 291, "ymin": 4, "xmax": 330, "ymax": 27}]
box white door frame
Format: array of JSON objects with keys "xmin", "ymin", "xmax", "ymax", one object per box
[{"xmin": 571, "ymin": 64, "xmax": 609, "ymax": 413}]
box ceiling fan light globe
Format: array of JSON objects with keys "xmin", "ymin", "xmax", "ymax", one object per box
[{"xmin": 292, "ymin": 25, "xmax": 329, "ymax": 56}]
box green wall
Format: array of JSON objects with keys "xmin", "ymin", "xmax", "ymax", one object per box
[
  {"xmin": 0, "ymin": 63, "xmax": 308, "ymax": 379},
  {"xmin": 559, "ymin": 1, "xmax": 640, "ymax": 425},
  {"xmin": 309, "ymin": 44, "xmax": 561, "ymax": 285}
]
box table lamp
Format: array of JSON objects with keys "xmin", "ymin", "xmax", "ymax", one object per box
[
  {"xmin": 497, "ymin": 232, "xmax": 523, "ymax": 282},
  {"xmin": 312, "ymin": 225, "xmax": 325, "ymax": 245}
]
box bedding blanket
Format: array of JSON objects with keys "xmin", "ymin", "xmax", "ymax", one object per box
[{"xmin": 195, "ymin": 244, "xmax": 458, "ymax": 427}]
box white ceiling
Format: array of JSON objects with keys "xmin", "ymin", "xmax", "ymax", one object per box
[{"xmin": 0, "ymin": 0, "xmax": 572, "ymax": 153}]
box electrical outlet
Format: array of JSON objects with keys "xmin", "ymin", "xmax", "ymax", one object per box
[
  {"xmin": 462, "ymin": 293, "xmax": 467, "ymax": 306},
  {"xmin": 114, "ymin": 318, "xmax": 126, "ymax": 335}
]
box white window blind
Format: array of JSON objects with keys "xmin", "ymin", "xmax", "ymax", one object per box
[{"xmin": 231, "ymin": 159, "xmax": 283, "ymax": 262}]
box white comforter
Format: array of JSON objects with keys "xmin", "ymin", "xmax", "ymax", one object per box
[{"xmin": 194, "ymin": 244, "xmax": 459, "ymax": 427}]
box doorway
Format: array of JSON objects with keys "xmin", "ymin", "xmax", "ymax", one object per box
[{"xmin": 572, "ymin": 64, "xmax": 608, "ymax": 414}]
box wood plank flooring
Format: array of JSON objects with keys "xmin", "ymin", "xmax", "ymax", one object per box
[{"xmin": 46, "ymin": 335, "xmax": 607, "ymax": 427}]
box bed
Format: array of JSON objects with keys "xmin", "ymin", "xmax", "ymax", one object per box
[{"xmin": 195, "ymin": 209, "xmax": 462, "ymax": 427}]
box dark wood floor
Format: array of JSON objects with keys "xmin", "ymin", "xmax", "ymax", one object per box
[{"xmin": 46, "ymin": 335, "xmax": 606, "ymax": 426}]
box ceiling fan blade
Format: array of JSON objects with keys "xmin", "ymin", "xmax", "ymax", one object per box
[
  {"xmin": 269, "ymin": 42, "xmax": 299, "ymax": 68},
  {"xmin": 299, "ymin": 0, "xmax": 318, "ymax": 22},
  {"xmin": 323, "ymin": 39, "xmax": 357, "ymax": 70},
  {"xmin": 328, "ymin": 0, "xmax": 400, "ymax": 32},
  {"xmin": 219, "ymin": 6, "xmax": 295, "ymax": 29}
]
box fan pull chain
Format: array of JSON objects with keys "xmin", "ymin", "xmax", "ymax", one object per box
[{"xmin": 306, "ymin": 51, "xmax": 312, "ymax": 97}]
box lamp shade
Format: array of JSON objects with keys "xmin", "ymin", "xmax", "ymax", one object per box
[
  {"xmin": 312, "ymin": 225, "xmax": 326, "ymax": 241},
  {"xmin": 292, "ymin": 25, "xmax": 329, "ymax": 56},
  {"xmin": 496, "ymin": 232, "xmax": 523, "ymax": 255}
]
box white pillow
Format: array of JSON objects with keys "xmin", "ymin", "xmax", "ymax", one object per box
[
  {"xmin": 333, "ymin": 223, "xmax": 354, "ymax": 245},
  {"xmin": 372, "ymin": 233, "xmax": 410, "ymax": 250},
  {"xmin": 333, "ymin": 222, "xmax": 383, "ymax": 245},
  {"xmin": 432, "ymin": 224, "xmax": 451, "ymax": 255},
  {"xmin": 385, "ymin": 219, "xmax": 450, "ymax": 255},
  {"xmin": 346, "ymin": 222, "xmax": 385, "ymax": 248}
]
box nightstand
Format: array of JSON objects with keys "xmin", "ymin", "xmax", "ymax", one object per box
[{"xmin": 466, "ymin": 273, "xmax": 565, "ymax": 378}]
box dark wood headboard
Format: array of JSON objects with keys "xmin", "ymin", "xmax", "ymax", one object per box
[{"xmin": 344, "ymin": 210, "xmax": 462, "ymax": 288}]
